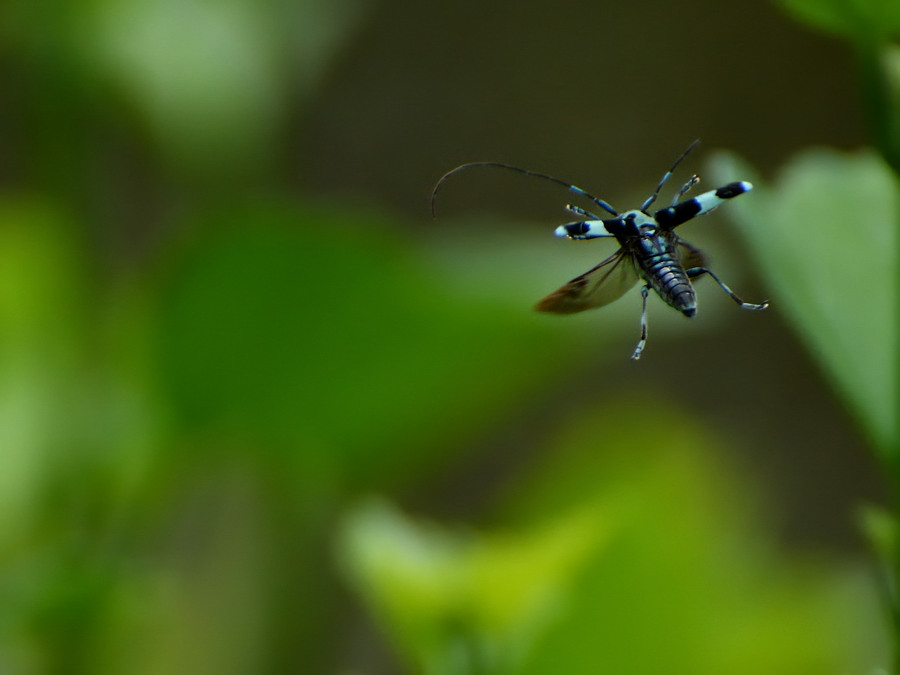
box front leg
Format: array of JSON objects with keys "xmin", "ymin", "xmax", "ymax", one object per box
[
  {"xmin": 554, "ymin": 218, "xmax": 616, "ymax": 239},
  {"xmin": 565, "ymin": 203, "xmax": 601, "ymax": 220},
  {"xmin": 655, "ymin": 181, "xmax": 753, "ymax": 229}
]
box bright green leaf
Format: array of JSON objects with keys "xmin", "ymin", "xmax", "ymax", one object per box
[
  {"xmin": 340, "ymin": 400, "xmax": 888, "ymax": 675},
  {"xmin": 339, "ymin": 499, "xmax": 611, "ymax": 675},
  {"xmin": 0, "ymin": 200, "xmax": 86, "ymax": 543},
  {"xmin": 711, "ymin": 149, "xmax": 898, "ymax": 460},
  {"xmin": 507, "ymin": 400, "xmax": 886, "ymax": 675}
]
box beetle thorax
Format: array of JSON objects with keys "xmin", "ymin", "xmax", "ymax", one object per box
[{"xmin": 620, "ymin": 210, "xmax": 669, "ymax": 252}]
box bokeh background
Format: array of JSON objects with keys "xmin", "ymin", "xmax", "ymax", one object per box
[{"xmin": 0, "ymin": 0, "xmax": 896, "ymax": 673}]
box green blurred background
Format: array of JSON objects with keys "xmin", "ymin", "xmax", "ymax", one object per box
[{"xmin": 0, "ymin": 0, "xmax": 896, "ymax": 673}]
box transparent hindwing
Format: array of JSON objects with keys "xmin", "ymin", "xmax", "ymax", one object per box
[{"xmin": 535, "ymin": 249, "xmax": 639, "ymax": 314}]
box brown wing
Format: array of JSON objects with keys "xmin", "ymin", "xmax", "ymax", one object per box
[
  {"xmin": 535, "ymin": 249, "xmax": 639, "ymax": 314},
  {"xmin": 676, "ymin": 239, "xmax": 707, "ymax": 270}
]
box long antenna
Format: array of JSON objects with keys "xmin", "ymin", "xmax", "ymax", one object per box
[
  {"xmin": 430, "ymin": 161, "xmax": 618, "ymax": 219},
  {"xmin": 640, "ymin": 139, "xmax": 701, "ymax": 212}
]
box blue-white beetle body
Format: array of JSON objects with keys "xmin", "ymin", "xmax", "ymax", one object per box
[{"xmin": 432, "ymin": 141, "xmax": 767, "ymax": 359}]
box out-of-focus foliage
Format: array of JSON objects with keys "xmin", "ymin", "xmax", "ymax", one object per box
[
  {"xmin": 342, "ymin": 500, "xmax": 609, "ymax": 674},
  {"xmin": 0, "ymin": 0, "xmax": 893, "ymax": 672},
  {"xmin": 717, "ymin": 0, "xmax": 900, "ymax": 656},
  {"xmin": 3, "ymin": 0, "xmax": 368, "ymax": 178},
  {"xmin": 155, "ymin": 204, "xmax": 573, "ymax": 486},
  {"xmin": 777, "ymin": 0, "xmax": 900, "ymax": 176},
  {"xmin": 777, "ymin": 0, "xmax": 900, "ymax": 41},
  {"xmin": 0, "ymin": 194, "xmax": 580, "ymax": 672},
  {"xmin": 342, "ymin": 405, "xmax": 886, "ymax": 675},
  {"xmin": 712, "ymin": 150, "xmax": 898, "ymax": 460}
]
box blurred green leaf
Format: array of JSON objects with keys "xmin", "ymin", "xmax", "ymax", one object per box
[
  {"xmin": 0, "ymin": 200, "xmax": 87, "ymax": 542},
  {"xmin": 859, "ymin": 504, "xmax": 896, "ymax": 576},
  {"xmin": 711, "ymin": 149, "xmax": 898, "ymax": 460},
  {"xmin": 88, "ymin": 465, "xmax": 271, "ymax": 675},
  {"xmin": 509, "ymin": 400, "xmax": 885, "ymax": 675},
  {"xmin": 75, "ymin": 0, "xmax": 368, "ymax": 177},
  {"xmin": 155, "ymin": 203, "xmax": 571, "ymax": 488},
  {"xmin": 777, "ymin": 0, "xmax": 900, "ymax": 40},
  {"xmin": 340, "ymin": 499, "xmax": 611, "ymax": 674},
  {"xmin": 0, "ymin": 199, "xmax": 164, "ymax": 673},
  {"xmin": 340, "ymin": 400, "xmax": 887, "ymax": 674}
]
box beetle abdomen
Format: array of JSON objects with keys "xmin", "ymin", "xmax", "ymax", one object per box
[{"xmin": 642, "ymin": 254, "xmax": 696, "ymax": 317}]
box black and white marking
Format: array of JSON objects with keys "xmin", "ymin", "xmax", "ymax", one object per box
[{"xmin": 431, "ymin": 140, "xmax": 768, "ymax": 360}]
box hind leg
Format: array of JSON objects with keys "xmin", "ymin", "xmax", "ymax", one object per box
[{"xmin": 686, "ymin": 267, "xmax": 769, "ymax": 310}]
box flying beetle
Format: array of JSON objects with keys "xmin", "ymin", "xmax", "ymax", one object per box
[{"xmin": 430, "ymin": 140, "xmax": 768, "ymax": 360}]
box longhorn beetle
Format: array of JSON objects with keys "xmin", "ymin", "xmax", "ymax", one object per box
[{"xmin": 430, "ymin": 140, "xmax": 768, "ymax": 360}]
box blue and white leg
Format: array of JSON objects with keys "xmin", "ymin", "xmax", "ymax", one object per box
[
  {"xmin": 691, "ymin": 181, "xmax": 753, "ymax": 216},
  {"xmin": 556, "ymin": 203, "xmax": 614, "ymax": 239},
  {"xmin": 631, "ymin": 285, "xmax": 651, "ymax": 360},
  {"xmin": 554, "ymin": 217, "xmax": 615, "ymax": 239},
  {"xmin": 655, "ymin": 181, "xmax": 753, "ymax": 228},
  {"xmin": 686, "ymin": 267, "xmax": 769, "ymax": 310}
]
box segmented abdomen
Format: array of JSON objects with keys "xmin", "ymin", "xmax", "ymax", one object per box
[{"xmin": 638, "ymin": 253, "xmax": 696, "ymax": 317}]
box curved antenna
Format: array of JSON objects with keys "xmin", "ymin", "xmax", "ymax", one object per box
[
  {"xmin": 430, "ymin": 161, "xmax": 618, "ymax": 219},
  {"xmin": 640, "ymin": 139, "xmax": 701, "ymax": 212}
]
